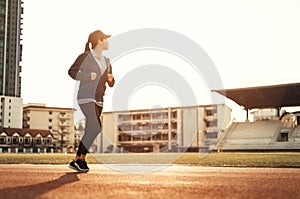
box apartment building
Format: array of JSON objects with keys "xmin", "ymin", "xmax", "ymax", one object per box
[
  {"xmin": 96, "ymin": 104, "xmax": 231, "ymax": 153},
  {"xmin": 23, "ymin": 104, "xmax": 77, "ymax": 152},
  {"xmin": 0, "ymin": 0, "xmax": 23, "ymax": 97},
  {"xmin": 0, "ymin": 96, "xmax": 23, "ymax": 128}
]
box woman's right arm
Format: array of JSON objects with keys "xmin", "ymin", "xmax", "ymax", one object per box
[{"xmin": 68, "ymin": 53, "xmax": 92, "ymax": 81}]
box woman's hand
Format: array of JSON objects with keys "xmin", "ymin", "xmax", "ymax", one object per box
[
  {"xmin": 108, "ymin": 74, "xmax": 114, "ymax": 82},
  {"xmin": 107, "ymin": 74, "xmax": 115, "ymax": 87},
  {"xmin": 91, "ymin": 72, "xmax": 97, "ymax": 80}
]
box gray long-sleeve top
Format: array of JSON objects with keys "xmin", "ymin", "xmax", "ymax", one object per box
[{"xmin": 68, "ymin": 51, "xmax": 115, "ymax": 102}]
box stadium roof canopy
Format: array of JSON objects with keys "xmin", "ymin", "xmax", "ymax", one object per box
[{"xmin": 213, "ymin": 82, "xmax": 300, "ymax": 109}]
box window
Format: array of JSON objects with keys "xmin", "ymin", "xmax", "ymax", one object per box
[
  {"xmin": 172, "ymin": 122, "xmax": 177, "ymax": 129},
  {"xmin": 142, "ymin": 113, "xmax": 150, "ymax": 120},
  {"xmin": 172, "ymin": 111, "xmax": 177, "ymax": 118},
  {"xmin": 46, "ymin": 138, "xmax": 52, "ymax": 145},
  {"xmin": 133, "ymin": 135, "xmax": 141, "ymax": 141},
  {"xmin": 125, "ymin": 115, "xmax": 131, "ymax": 121},
  {"xmin": 24, "ymin": 137, "xmax": 31, "ymax": 145},
  {"xmin": 133, "ymin": 114, "xmax": 141, "ymax": 120},
  {"xmin": 162, "ymin": 134, "xmax": 168, "ymax": 140},
  {"xmin": 206, "ymin": 132, "xmax": 218, "ymax": 139},
  {"xmin": 163, "ymin": 123, "xmax": 168, "ymax": 129},
  {"xmin": 0, "ymin": 136, "xmax": 6, "ymax": 144},
  {"xmin": 35, "ymin": 138, "xmax": 42, "ymax": 145},
  {"xmin": 153, "ymin": 133, "xmax": 162, "ymax": 141},
  {"xmin": 205, "ymin": 109, "xmax": 217, "ymax": 116},
  {"xmin": 12, "ymin": 136, "xmax": 19, "ymax": 145},
  {"xmin": 204, "ymin": 119, "xmax": 218, "ymax": 127}
]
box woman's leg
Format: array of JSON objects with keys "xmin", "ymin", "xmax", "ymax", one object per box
[{"xmin": 76, "ymin": 102, "xmax": 102, "ymax": 158}]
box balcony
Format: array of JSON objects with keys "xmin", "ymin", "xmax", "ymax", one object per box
[
  {"xmin": 117, "ymin": 140, "xmax": 169, "ymax": 145},
  {"xmin": 118, "ymin": 131, "xmax": 172, "ymax": 143},
  {"xmin": 117, "ymin": 111, "xmax": 170, "ymax": 123},
  {"xmin": 59, "ymin": 115, "xmax": 71, "ymax": 119},
  {"xmin": 151, "ymin": 113, "xmax": 168, "ymax": 121},
  {"xmin": 206, "ymin": 126, "xmax": 219, "ymax": 133},
  {"xmin": 118, "ymin": 115, "xmax": 131, "ymax": 122},
  {"xmin": 59, "ymin": 122, "xmax": 70, "ymax": 127},
  {"xmin": 204, "ymin": 115, "xmax": 218, "ymax": 121}
]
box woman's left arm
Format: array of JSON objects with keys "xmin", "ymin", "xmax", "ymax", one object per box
[
  {"xmin": 107, "ymin": 65, "xmax": 115, "ymax": 87},
  {"xmin": 106, "ymin": 58, "xmax": 115, "ymax": 87}
]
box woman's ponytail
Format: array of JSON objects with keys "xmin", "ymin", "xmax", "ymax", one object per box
[{"xmin": 85, "ymin": 41, "xmax": 90, "ymax": 52}]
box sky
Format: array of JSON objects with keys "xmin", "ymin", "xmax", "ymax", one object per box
[{"xmin": 21, "ymin": 0, "xmax": 300, "ymax": 120}]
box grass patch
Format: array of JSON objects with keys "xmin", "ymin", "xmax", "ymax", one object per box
[
  {"xmin": 174, "ymin": 152, "xmax": 300, "ymax": 167},
  {"xmin": 0, "ymin": 152, "xmax": 300, "ymax": 167}
]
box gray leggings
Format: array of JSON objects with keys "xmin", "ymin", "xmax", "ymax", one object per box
[{"xmin": 76, "ymin": 102, "xmax": 102, "ymax": 156}]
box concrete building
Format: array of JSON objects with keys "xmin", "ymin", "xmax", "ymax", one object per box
[
  {"xmin": 23, "ymin": 104, "xmax": 77, "ymax": 152},
  {"xmin": 95, "ymin": 104, "xmax": 231, "ymax": 153},
  {"xmin": 0, "ymin": 0, "xmax": 23, "ymax": 97},
  {"xmin": 0, "ymin": 96, "xmax": 23, "ymax": 128}
]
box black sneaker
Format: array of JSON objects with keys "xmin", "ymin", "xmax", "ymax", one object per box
[
  {"xmin": 75, "ymin": 159, "xmax": 89, "ymax": 172},
  {"xmin": 68, "ymin": 160, "xmax": 81, "ymax": 172}
]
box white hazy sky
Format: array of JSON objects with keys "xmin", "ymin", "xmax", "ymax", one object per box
[{"xmin": 21, "ymin": 0, "xmax": 300, "ymax": 119}]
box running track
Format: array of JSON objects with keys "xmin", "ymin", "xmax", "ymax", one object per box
[{"xmin": 0, "ymin": 164, "xmax": 300, "ymax": 199}]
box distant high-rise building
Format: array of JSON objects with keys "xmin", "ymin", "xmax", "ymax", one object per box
[{"xmin": 0, "ymin": 0, "xmax": 23, "ymax": 97}]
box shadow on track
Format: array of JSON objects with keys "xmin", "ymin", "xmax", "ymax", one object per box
[{"xmin": 0, "ymin": 172, "xmax": 80, "ymax": 199}]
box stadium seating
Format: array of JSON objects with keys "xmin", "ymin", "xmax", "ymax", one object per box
[{"xmin": 216, "ymin": 120, "xmax": 300, "ymax": 151}]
